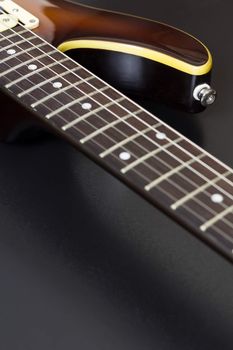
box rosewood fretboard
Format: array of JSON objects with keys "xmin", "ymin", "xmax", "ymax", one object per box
[{"xmin": 0, "ymin": 21, "xmax": 233, "ymax": 261}]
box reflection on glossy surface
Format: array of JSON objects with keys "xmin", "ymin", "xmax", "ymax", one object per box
[{"xmin": 16, "ymin": 0, "xmax": 210, "ymax": 67}]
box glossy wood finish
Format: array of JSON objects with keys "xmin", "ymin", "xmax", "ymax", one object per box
[
  {"xmin": 5, "ymin": 0, "xmax": 211, "ymax": 113},
  {"xmin": 0, "ymin": 24, "xmax": 232, "ymax": 262},
  {"xmin": 15, "ymin": 0, "xmax": 209, "ymax": 67}
]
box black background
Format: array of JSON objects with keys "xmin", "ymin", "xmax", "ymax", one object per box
[{"xmin": 1, "ymin": 0, "xmax": 233, "ymax": 349}]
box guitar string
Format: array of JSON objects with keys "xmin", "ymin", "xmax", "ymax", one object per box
[
  {"xmin": 1, "ymin": 24, "xmax": 233, "ymax": 191},
  {"xmin": 0, "ymin": 26, "xmax": 232, "ymax": 200},
  {"xmin": 0, "ymin": 12, "xmax": 233, "ymax": 187},
  {"xmin": 42, "ymin": 102, "xmax": 233, "ymax": 235},
  {"xmin": 0, "ymin": 25, "xmax": 233, "ymax": 230},
  {"xmin": 1, "ymin": 27, "xmax": 233, "ymax": 223},
  {"xmin": 1, "ymin": 29, "xmax": 233, "ymax": 201},
  {"xmin": 1, "ymin": 30, "xmax": 233, "ymax": 208},
  {"xmin": 0, "ymin": 34, "xmax": 232, "ymax": 241},
  {"xmin": 2, "ymin": 63, "xmax": 233, "ymax": 237},
  {"xmin": 2, "ymin": 45, "xmax": 233, "ymax": 210},
  {"xmin": 2, "ymin": 57, "xmax": 233, "ymax": 235}
]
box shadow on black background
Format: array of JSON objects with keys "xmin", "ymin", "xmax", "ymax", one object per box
[{"xmin": 0, "ymin": 131, "xmax": 232, "ymax": 349}]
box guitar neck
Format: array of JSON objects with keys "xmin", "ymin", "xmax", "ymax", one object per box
[{"xmin": 1, "ymin": 23, "xmax": 233, "ymax": 261}]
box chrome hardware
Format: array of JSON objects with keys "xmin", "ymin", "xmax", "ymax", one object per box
[{"xmin": 193, "ymin": 83, "xmax": 217, "ymax": 107}]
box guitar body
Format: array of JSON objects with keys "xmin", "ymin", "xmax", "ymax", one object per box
[
  {"xmin": 1, "ymin": 2, "xmax": 233, "ymax": 348},
  {"xmin": 1, "ymin": 0, "xmax": 214, "ymax": 141}
]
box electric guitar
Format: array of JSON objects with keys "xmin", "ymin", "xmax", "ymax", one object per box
[{"xmin": 0, "ymin": 0, "xmax": 232, "ymax": 262}]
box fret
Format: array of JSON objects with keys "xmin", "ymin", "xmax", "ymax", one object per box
[
  {"xmin": 0, "ymin": 35, "xmax": 35, "ymax": 53},
  {"xmin": 79, "ymin": 104, "xmax": 138, "ymax": 144},
  {"xmin": 33, "ymin": 88, "xmax": 98, "ymax": 122},
  {"xmin": 43, "ymin": 82, "xmax": 113, "ymax": 121},
  {"xmin": 182, "ymin": 189, "xmax": 233, "ymax": 228},
  {"xmin": 145, "ymin": 154, "xmax": 205, "ymax": 191},
  {"xmin": 87, "ymin": 110, "xmax": 160, "ymax": 159},
  {"xmin": 3, "ymin": 55, "xmax": 69, "ymax": 93},
  {"xmin": 43, "ymin": 85, "xmax": 107, "ymax": 120},
  {"xmin": 99, "ymin": 123, "xmax": 161, "ymax": 158},
  {"xmin": 171, "ymin": 170, "xmax": 232, "ymax": 210},
  {"xmin": 158, "ymin": 175, "xmax": 196, "ymax": 206},
  {"xmin": 29, "ymin": 69, "xmax": 94, "ymax": 108},
  {"xmin": 200, "ymin": 205, "xmax": 233, "ymax": 232},
  {"xmin": 216, "ymin": 174, "xmax": 233, "ymax": 198},
  {"xmin": 1, "ymin": 42, "xmax": 46, "ymax": 63},
  {"xmin": 120, "ymin": 136, "xmax": 182, "ymax": 174},
  {"xmin": 211, "ymin": 213, "xmax": 233, "ymax": 239},
  {"xmin": 1, "ymin": 24, "xmax": 233, "ymax": 261},
  {"xmin": 0, "ymin": 30, "xmax": 24, "ymax": 43},
  {"xmin": 80, "ymin": 112, "xmax": 155, "ymax": 156},
  {"xmin": 177, "ymin": 142, "xmax": 233, "ymax": 188},
  {"xmin": 182, "ymin": 207, "xmax": 233, "ymax": 247},
  {"xmin": 0, "ymin": 30, "xmax": 37, "ymax": 46},
  {"xmin": 5, "ymin": 58, "xmax": 68, "ymax": 89},
  {"xmin": 15, "ymin": 64, "xmax": 80, "ymax": 98},
  {"xmin": 0, "ymin": 49, "xmax": 57, "ymax": 78},
  {"xmin": 1, "ymin": 28, "xmax": 42, "ymax": 43},
  {"xmin": 9, "ymin": 63, "xmax": 81, "ymax": 98},
  {"xmin": 108, "ymin": 123, "xmax": 183, "ymax": 174},
  {"xmin": 0, "ymin": 28, "xmax": 32, "ymax": 47},
  {"xmin": 63, "ymin": 97, "xmax": 125, "ymax": 134},
  {"xmin": 31, "ymin": 72, "xmax": 91, "ymax": 109}
]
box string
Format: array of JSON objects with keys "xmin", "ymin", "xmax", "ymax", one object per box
[
  {"xmin": 3, "ymin": 66, "xmax": 233, "ymax": 235},
  {"xmin": 1, "ymin": 24, "xmax": 233, "ymax": 186},
  {"xmin": 1, "ymin": 24, "xmax": 233, "ymax": 195},
  {"xmin": 2, "ymin": 30, "xmax": 233, "ymax": 206},
  {"xmin": 0, "ymin": 21, "xmax": 233, "ymax": 232},
  {"xmin": 3, "ymin": 44, "xmax": 231, "ymax": 212},
  {"xmin": 0, "ymin": 24, "xmax": 233, "ymax": 215},
  {"xmin": 3, "ymin": 25, "xmax": 233, "ymax": 191},
  {"xmin": 40, "ymin": 95, "xmax": 233, "ymax": 234}
]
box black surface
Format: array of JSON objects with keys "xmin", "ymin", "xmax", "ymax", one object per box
[{"xmin": 1, "ymin": 0, "xmax": 233, "ymax": 349}]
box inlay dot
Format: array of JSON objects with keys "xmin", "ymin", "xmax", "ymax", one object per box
[
  {"xmin": 119, "ymin": 151, "xmax": 131, "ymax": 161},
  {"xmin": 156, "ymin": 132, "xmax": 166, "ymax": 140},
  {"xmin": 82, "ymin": 102, "xmax": 92, "ymax": 110},
  {"xmin": 211, "ymin": 193, "xmax": 224, "ymax": 204},
  {"xmin": 53, "ymin": 81, "xmax": 63, "ymax": 89},
  {"xmin": 7, "ymin": 49, "xmax": 16, "ymax": 55},
  {"xmin": 28, "ymin": 64, "xmax": 38, "ymax": 71}
]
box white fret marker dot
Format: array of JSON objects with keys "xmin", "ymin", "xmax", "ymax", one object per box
[
  {"xmin": 28, "ymin": 64, "xmax": 37, "ymax": 71},
  {"xmin": 82, "ymin": 102, "xmax": 92, "ymax": 110},
  {"xmin": 53, "ymin": 82, "xmax": 63, "ymax": 89},
  {"xmin": 211, "ymin": 193, "xmax": 224, "ymax": 203},
  {"xmin": 156, "ymin": 132, "xmax": 166, "ymax": 140},
  {"xmin": 119, "ymin": 152, "xmax": 131, "ymax": 161},
  {"xmin": 7, "ymin": 49, "xmax": 16, "ymax": 55}
]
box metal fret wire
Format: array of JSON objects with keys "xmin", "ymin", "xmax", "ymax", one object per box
[
  {"xmin": 0, "ymin": 33, "xmax": 34, "ymax": 52},
  {"xmin": 2, "ymin": 10, "xmax": 233, "ymax": 184},
  {"xmin": 0, "ymin": 28, "xmax": 28, "ymax": 43},
  {"xmin": 0, "ymin": 37, "xmax": 43, "ymax": 60},
  {"xmin": 5, "ymin": 57, "xmax": 70, "ymax": 89},
  {"xmin": 38, "ymin": 98, "xmax": 233, "ymax": 236},
  {"xmin": 1, "ymin": 31, "xmax": 233, "ymax": 207},
  {"xmin": 0, "ymin": 23, "xmax": 233, "ymax": 233},
  {"xmin": 3, "ymin": 46, "xmax": 232, "ymax": 221},
  {"xmin": 3, "ymin": 72, "xmax": 233, "ymax": 237},
  {"xmin": 3, "ymin": 25, "xmax": 233, "ymax": 191},
  {"xmin": 1, "ymin": 25, "xmax": 233, "ymax": 221}
]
